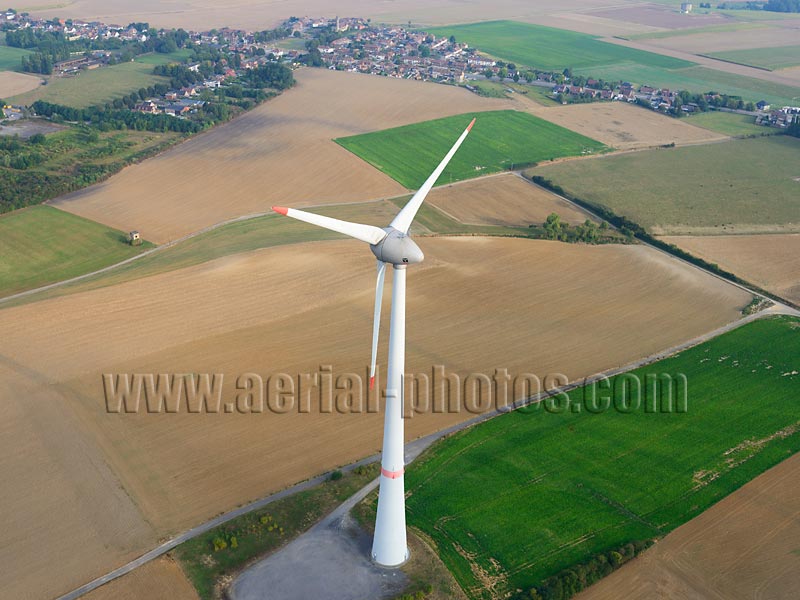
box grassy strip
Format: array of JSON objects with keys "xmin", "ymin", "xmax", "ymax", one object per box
[
  {"xmin": 172, "ymin": 464, "xmax": 379, "ymax": 599},
  {"xmin": 405, "ymin": 316, "xmax": 800, "ymax": 599},
  {"xmin": 336, "ymin": 110, "xmax": 608, "ymax": 189},
  {"xmin": 0, "ymin": 205, "xmax": 153, "ymax": 296}
]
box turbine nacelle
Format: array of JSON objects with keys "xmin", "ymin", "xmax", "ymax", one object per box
[{"xmin": 370, "ymin": 228, "xmax": 424, "ymax": 266}]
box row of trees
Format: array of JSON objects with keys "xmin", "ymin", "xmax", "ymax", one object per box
[
  {"xmin": 527, "ymin": 540, "xmax": 654, "ymax": 600},
  {"xmin": 765, "ymin": 0, "xmax": 800, "ymax": 11}
]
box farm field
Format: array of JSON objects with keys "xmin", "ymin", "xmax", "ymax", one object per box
[
  {"xmin": 426, "ymin": 173, "xmax": 593, "ymax": 227},
  {"xmin": 584, "ymin": 4, "xmax": 731, "ymax": 29},
  {"xmin": 83, "ymin": 557, "xmax": 198, "ymax": 600},
  {"xmin": 639, "ymin": 24, "xmax": 800, "ymax": 55},
  {"xmin": 528, "ymin": 136, "xmax": 800, "ymax": 235},
  {"xmin": 405, "ymin": 316, "xmax": 800, "ymax": 599},
  {"xmin": 684, "ymin": 110, "xmax": 766, "ymax": 136},
  {"xmin": 0, "ymin": 70, "xmax": 42, "ymax": 97},
  {"xmin": 23, "ymin": 0, "xmax": 700, "ymax": 32},
  {"xmin": 335, "ymin": 110, "xmax": 608, "ymax": 190},
  {"xmin": 426, "ymin": 21, "xmax": 695, "ymax": 72},
  {"xmin": 0, "ymin": 205, "xmax": 152, "ymax": 297},
  {"xmin": 579, "ymin": 449, "xmax": 800, "ymax": 600},
  {"xmin": 662, "ymin": 233, "xmax": 800, "ymax": 305},
  {"xmin": 0, "ymin": 43, "xmax": 31, "ymax": 71},
  {"xmin": 526, "ymin": 101, "xmax": 727, "ymax": 149},
  {"xmin": 0, "ymin": 235, "xmax": 750, "ymax": 597},
  {"xmin": 7, "ymin": 56, "xmax": 173, "ymax": 108},
  {"xmin": 707, "ymin": 44, "xmax": 800, "ymax": 71},
  {"xmin": 52, "ymin": 68, "xmax": 516, "ymax": 244}
]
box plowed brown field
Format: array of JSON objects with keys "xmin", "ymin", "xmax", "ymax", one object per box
[
  {"xmin": 0, "ymin": 71, "xmax": 42, "ymax": 97},
  {"xmin": 662, "ymin": 233, "xmax": 800, "ymax": 304},
  {"xmin": 521, "ymin": 100, "xmax": 726, "ymax": 149},
  {"xmin": 578, "ymin": 451, "xmax": 800, "ymax": 600},
  {"xmin": 52, "ymin": 68, "xmax": 513, "ymax": 244},
  {"xmin": 83, "ymin": 557, "xmax": 198, "ymax": 600},
  {"xmin": 427, "ymin": 173, "xmax": 593, "ymax": 226}
]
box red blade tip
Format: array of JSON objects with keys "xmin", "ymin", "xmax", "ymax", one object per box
[
  {"xmin": 369, "ymin": 376, "xmax": 375, "ymax": 390},
  {"xmin": 272, "ymin": 206, "xmax": 289, "ymax": 215},
  {"xmin": 467, "ymin": 117, "xmax": 476, "ymax": 131}
]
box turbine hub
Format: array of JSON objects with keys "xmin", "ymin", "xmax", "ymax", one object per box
[{"xmin": 370, "ymin": 228, "xmax": 424, "ymax": 266}]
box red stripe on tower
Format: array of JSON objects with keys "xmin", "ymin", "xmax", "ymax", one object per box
[{"xmin": 381, "ymin": 467, "xmax": 404, "ymax": 479}]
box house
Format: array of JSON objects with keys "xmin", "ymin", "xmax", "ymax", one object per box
[
  {"xmin": 134, "ymin": 100, "xmax": 160, "ymax": 114},
  {"xmin": 756, "ymin": 101, "xmax": 770, "ymax": 111},
  {"xmin": 680, "ymin": 3, "xmax": 693, "ymax": 13}
]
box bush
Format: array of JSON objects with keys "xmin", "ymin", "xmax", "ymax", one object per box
[{"xmin": 329, "ymin": 469, "xmax": 344, "ymax": 481}]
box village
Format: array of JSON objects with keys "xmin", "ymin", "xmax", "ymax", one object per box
[{"xmin": 1, "ymin": 9, "xmax": 797, "ymax": 128}]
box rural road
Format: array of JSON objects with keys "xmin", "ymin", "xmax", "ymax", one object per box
[{"xmin": 54, "ymin": 300, "xmax": 798, "ymax": 600}]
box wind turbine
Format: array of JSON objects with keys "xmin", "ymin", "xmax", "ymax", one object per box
[{"xmin": 272, "ymin": 116, "xmax": 476, "ymax": 567}]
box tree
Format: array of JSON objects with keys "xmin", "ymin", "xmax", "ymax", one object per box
[
  {"xmin": 543, "ymin": 213, "xmax": 563, "ymax": 240},
  {"xmin": 483, "ymin": 68, "xmax": 494, "ymax": 80},
  {"xmin": 419, "ymin": 44, "xmax": 431, "ymax": 58},
  {"xmin": 449, "ymin": 35, "xmax": 456, "ymax": 43}
]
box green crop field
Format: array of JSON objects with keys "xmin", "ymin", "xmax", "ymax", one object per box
[
  {"xmin": 426, "ymin": 21, "xmax": 694, "ymax": 72},
  {"xmin": 707, "ymin": 45, "xmax": 800, "ymax": 71},
  {"xmin": 572, "ymin": 64, "xmax": 800, "ymax": 107},
  {"xmin": 0, "ymin": 205, "xmax": 153, "ymax": 297},
  {"xmin": 335, "ymin": 110, "xmax": 607, "ymax": 189},
  {"xmin": 528, "ymin": 136, "xmax": 800, "ymax": 234},
  {"xmin": 8, "ymin": 56, "xmax": 172, "ymax": 107},
  {"xmin": 406, "ymin": 316, "xmax": 800, "ymax": 599},
  {"xmin": 685, "ymin": 111, "xmax": 770, "ymax": 136},
  {"xmin": 0, "ymin": 44, "xmax": 31, "ymax": 72}
]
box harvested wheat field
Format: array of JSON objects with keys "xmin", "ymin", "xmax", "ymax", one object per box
[
  {"xmin": 0, "ymin": 360, "xmax": 155, "ymax": 600},
  {"xmin": 643, "ymin": 25, "xmax": 800, "ymax": 55},
  {"xmin": 522, "ymin": 101, "xmax": 726, "ymax": 149},
  {"xmin": 578, "ymin": 450, "xmax": 800, "ymax": 600},
  {"xmin": 84, "ymin": 557, "xmax": 198, "ymax": 600},
  {"xmin": 0, "ymin": 71, "xmax": 42, "ymax": 97},
  {"xmin": 28, "ymin": 0, "xmax": 654, "ymax": 32},
  {"xmin": 663, "ymin": 234, "xmax": 800, "ymax": 304},
  {"xmin": 52, "ymin": 68, "xmax": 513, "ymax": 244},
  {"xmin": 0, "ymin": 236, "xmax": 750, "ymax": 600},
  {"xmin": 427, "ymin": 173, "xmax": 592, "ymax": 226}
]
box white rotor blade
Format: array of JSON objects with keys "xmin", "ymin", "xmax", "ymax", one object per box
[
  {"xmin": 272, "ymin": 206, "xmax": 387, "ymax": 245},
  {"xmin": 390, "ymin": 117, "xmax": 476, "ymax": 234},
  {"xmin": 369, "ymin": 260, "xmax": 387, "ymax": 390}
]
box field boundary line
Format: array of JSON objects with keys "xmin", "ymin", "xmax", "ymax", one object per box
[{"xmin": 54, "ymin": 305, "xmax": 798, "ymax": 600}]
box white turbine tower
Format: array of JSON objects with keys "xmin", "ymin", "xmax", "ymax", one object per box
[{"xmin": 272, "ymin": 117, "xmax": 475, "ymax": 567}]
